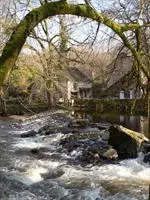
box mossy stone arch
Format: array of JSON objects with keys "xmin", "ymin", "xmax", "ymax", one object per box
[{"xmin": 0, "ymin": 0, "xmax": 149, "ymax": 94}]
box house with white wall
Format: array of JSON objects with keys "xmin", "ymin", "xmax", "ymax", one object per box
[
  {"xmin": 67, "ymin": 66, "xmax": 92, "ymax": 102},
  {"xmin": 106, "ymin": 54, "xmax": 142, "ymax": 99}
]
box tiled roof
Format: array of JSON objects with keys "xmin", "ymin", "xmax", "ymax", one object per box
[
  {"xmin": 107, "ymin": 56, "xmax": 132, "ymax": 88},
  {"xmin": 68, "ymin": 66, "xmax": 92, "ymax": 82}
]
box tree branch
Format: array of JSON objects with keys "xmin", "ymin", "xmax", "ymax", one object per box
[{"xmin": 0, "ymin": 0, "xmax": 149, "ymax": 91}]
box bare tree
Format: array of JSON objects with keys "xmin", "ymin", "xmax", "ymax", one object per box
[{"xmin": 0, "ymin": 0, "xmax": 150, "ymax": 113}]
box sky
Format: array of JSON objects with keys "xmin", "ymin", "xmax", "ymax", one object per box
[
  {"xmin": 0, "ymin": 0, "xmax": 124, "ymax": 54},
  {"xmin": 23, "ymin": 0, "xmax": 119, "ymax": 53}
]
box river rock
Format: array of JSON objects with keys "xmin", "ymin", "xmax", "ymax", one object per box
[
  {"xmin": 143, "ymin": 153, "xmax": 150, "ymax": 164},
  {"xmin": 41, "ymin": 169, "xmax": 64, "ymax": 179},
  {"xmin": 141, "ymin": 141, "xmax": 150, "ymax": 153},
  {"xmin": 29, "ymin": 180, "xmax": 68, "ymax": 199},
  {"xmin": 60, "ymin": 130, "xmax": 102, "ymax": 146},
  {"xmin": 102, "ymin": 148, "xmax": 118, "ymax": 159},
  {"xmin": 108, "ymin": 125, "xmax": 149, "ymax": 159},
  {"xmin": 37, "ymin": 125, "xmax": 54, "ymax": 135},
  {"xmin": 101, "ymin": 129, "xmax": 110, "ymax": 141},
  {"xmin": 21, "ymin": 130, "xmax": 37, "ymax": 137},
  {"xmin": 90, "ymin": 122, "xmax": 111, "ymax": 130},
  {"xmin": 80, "ymin": 141, "xmax": 113, "ymax": 164},
  {"xmin": 0, "ymin": 172, "xmax": 27, "ymax": 196},
  {"xmin": 30, "ymin": 148, "xmax": 40, "ymax": 154},
  {"xmin": 68, "ymin": 119, "xmax": 89, "ymax": 128}
]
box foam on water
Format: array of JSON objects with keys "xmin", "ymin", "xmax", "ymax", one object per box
[
  {"xmin": 12, "ymin": 158, "xmax": 66, "ymax": 186},
  {"xmin": 0, "ymin": 114, "xmax": 149, "ymax": 200},
  {"xmin": 1, "ymin": 154, "xmax": 149, "ymax": 199},
  {"xmin": 10, "ymin": 129, "xmax": 150, "ymax": 199},
  {"xmin": 13, "ymin": 139, "xmax": 45, "ymax": 149},
  {"xmin": 53, "ymin": 132, "xmax": 64, "ymax": 142},
  {"xmin": 24, "ymin": 167, "xmax": 47, "ymax": 184},
  {"xmin": 12, "ymin": 134, "xmax": 57, "ymax": 150},
  {"xmin": 59, "ymin": 154, "xmax": 150, "ymax": 186},
  {"xmin": 53, "ymin": 152, "xmax": 149, "ymax": 200},
  {"xmin": 70, "ymin": 149, "xmax": 82, "ymax": 158}
]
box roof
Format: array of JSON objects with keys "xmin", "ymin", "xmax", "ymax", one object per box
[
  {"xmin": 107, "ymin": 55, "xmax": 133, "ymax": 88},
  {"xmin": 68, "ymin": 66, "xmax": 92, "ymax": 82}
]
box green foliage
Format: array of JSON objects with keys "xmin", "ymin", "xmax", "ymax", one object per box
[{"xmin": 8, "ymin": 64, "xmax": 40, "ymax": 96}]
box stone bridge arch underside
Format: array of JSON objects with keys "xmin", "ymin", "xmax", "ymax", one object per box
[{"xmin": 0, "ymin": 0, "xmax": 149, "ymax": 94}]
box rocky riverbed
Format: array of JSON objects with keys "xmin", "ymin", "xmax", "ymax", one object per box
[{"xmin": 0, "ymin": 110, "xmax": 150, "ymax": 200}]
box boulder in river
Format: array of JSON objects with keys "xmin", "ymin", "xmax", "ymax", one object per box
[{"xmin": 108, "ymin": 125, "xmax": 149, "ymax": 159}]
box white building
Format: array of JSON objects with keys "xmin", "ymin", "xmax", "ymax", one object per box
[{"xmin": 67, "ymin": 67, "xmax": 92, "ymax": 102}]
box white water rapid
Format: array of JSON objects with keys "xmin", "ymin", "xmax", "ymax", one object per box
[{"xmin": 0, "ymin": 112, "xmax": 149, "ymax": 200}]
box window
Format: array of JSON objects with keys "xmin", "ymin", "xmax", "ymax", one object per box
[{"xmin": 73, "ymin": 82, "xmax": 78, "ymax": 90}]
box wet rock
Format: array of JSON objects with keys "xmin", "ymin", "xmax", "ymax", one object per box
[
  {"xmin": 108, "ymin": 125, "xmax": 149, "ymax": 159},
  {"xmin": 59, "ymin": 127, "xmax": 118, "ymax": 165},
  {"xmin": 90, "ymin": 122, "xmax": 111, "ymax": 130},
  {"xmin": 38, "ymin": 125, "xmax": 74, "ymax": 135},
  {"xmin": 29, "ymin": 180, "xmax": 68, "ymax": 199},
  {"xmin": 101, "ymin": 129, "xmax": 110, "ymax": 141},
  {"xmin": 80, "ymin": 140, "xmax": 111, "ymax": 164},
  {"xmin": 60, "ymin": 131, "xmax": 105, "ymax": 154},
  {"xmin": 0, "ymin": 172, "xmax": 27, "ymax": 196},
  {"xmin": 30, "ymin": 148, "xmax": 39, "ymax": 154},
  {"xmin": 38, "ymin": 125, "xmax": 54, "ymax": 135},
  {"xmin": 21, "ymin": 130, "xmax": 37, "ymax": 138},
  {"xmin": 41, "ymin": 169, "xmax": 64, "ymax": 179},
  {"xmin": 44, "ymin": 152, "xmax": 62, "ymax": 160},
  {"xmin": 7, "ymin": 191, "xmax": 37, "ymax": 200},
  {"xmin": 58, "ymin": 127, "xmax": 76, "ymax": 134},
  {"xmin": 141, "ymin": 141, "xmax": 150, "ymax": 153},
  {"xmin": 143, "ymin": 153, "xmax": 150, "ymax": 163},
  {"xmin": 68, "ymin": 119, "xmax": 89, "ymax": 128},
  {"xmin": 62, "ymin": 141, "xmax": 84, "ymax": 153},
  {"xmin": 60, "ymin": 130, "xmax": 102, "ymax": 146},
  {"xmin": 102, "ymin": 148, "xmax": 118, "ymax": 159}
]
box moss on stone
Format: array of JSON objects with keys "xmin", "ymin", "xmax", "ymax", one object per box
[{"xmin": 74, "ymin": 98, "xmax": 148, "ymax": 115}]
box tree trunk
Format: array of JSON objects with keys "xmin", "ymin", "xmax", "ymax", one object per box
[
  {"xmin": 46, "ymin": 90, "xmax": 53, "ymax": 109},
  {"xmin": 0, "ymin": 95, "xmax": 6, "ymax": 115},
  {"xmin": 148, "ymin": 83, "xmax": 150, "ymax": 139}
]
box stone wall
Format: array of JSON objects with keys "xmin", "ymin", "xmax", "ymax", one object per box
[{"xmin": 74, "ymin": 98, "xmax": 148, "ymax": 115}]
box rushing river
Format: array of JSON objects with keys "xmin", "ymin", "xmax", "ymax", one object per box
[{"xmin": 0, "ymin": 111, "xmax": 150, "ymax": 200}]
